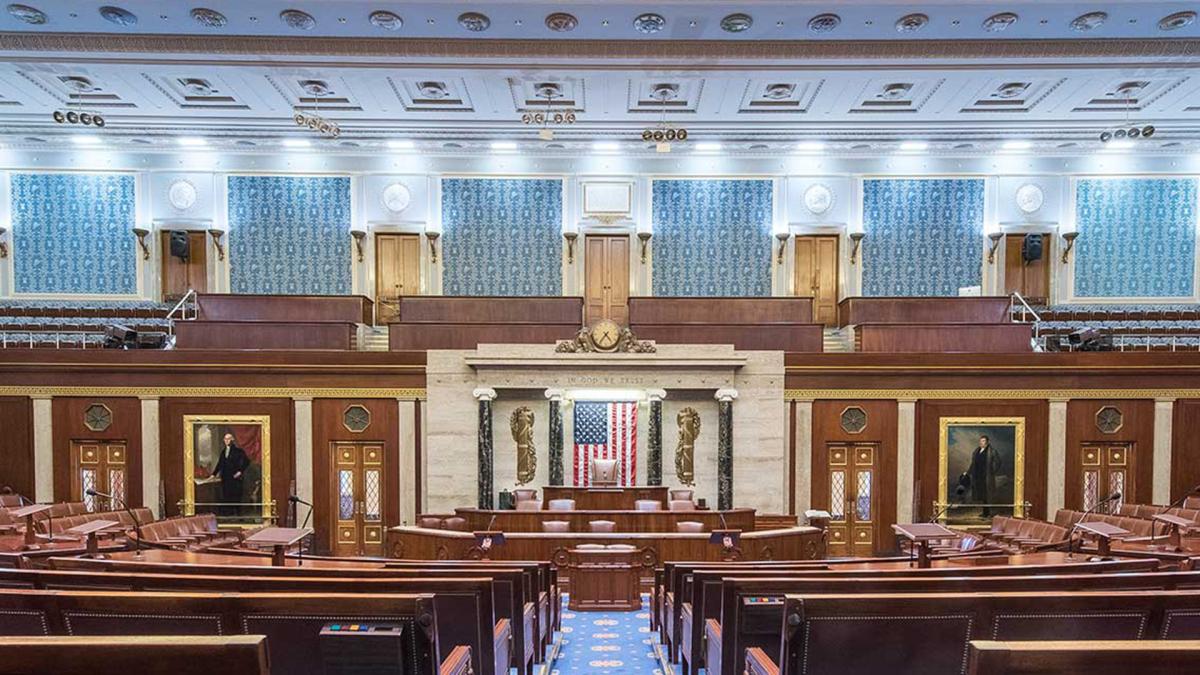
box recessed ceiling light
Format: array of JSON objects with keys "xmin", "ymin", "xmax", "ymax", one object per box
[
  {"xmin": 282, "ymin": 138, "xmax": 311, "ymax": 148},
  {"xmin": 1001, "ymin": 140, "xmax": 1032, "ymax": 151},
  {"xmin": 898, "ymin": 141, "xmax": 928, "ymax": 151},
  {"xmin": 795, "ymin": 141, "xmax": 825, "ymax": 152},
  {"xmin": 177, "ymin": 137, "xmax": 207, "ymax": 147},
  {"xmin": 592, "ymin": 141, "xmax": 620, "ymax": 152},
  {"xmin": 490, "ymin": 141, "xmax": 518, "ymax": 151},
  {"xmin": 71, "ymin": 135, "xmax": 102, "ymax": 146},
  {"xmin": 388, "ymin": 139, "xmax": 415, "ymax": 150},
  {"xmin": 694, "ymin": 142, "xmax": 722, "ymax": 151}
]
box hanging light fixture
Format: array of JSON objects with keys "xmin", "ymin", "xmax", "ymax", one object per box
[{"xmin": 641, "ymin": 84, "xmax": 688, "ymax": 153}]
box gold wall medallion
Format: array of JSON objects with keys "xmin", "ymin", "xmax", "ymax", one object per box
[
  {"xmin": 183, "ymin": 414, "xmax": 272, "ymax": 524},
  {"xmin": 937, "ymin": 416, "xmax": 1025, "ymax": 525},
  {"xmin": 510, "ymin": 406, "xmax": 537, "ymax": 485},
  {"xmin": 675, "ymin": 407, "xmax": 701, "ymax": 486}
]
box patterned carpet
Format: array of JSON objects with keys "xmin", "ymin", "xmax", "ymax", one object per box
[{"xmin": 552, "ymin": 594, "xmax": 663, "ymax": 674}]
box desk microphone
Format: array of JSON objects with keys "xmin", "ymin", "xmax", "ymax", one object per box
[
  {"xmin": 288, "ymin": 495, "xmax": 314, "ymax": 529},
  {"xmin": 487, "ymin": 515, "xmax": 498, "ymax": 531},
  {"xmin": 719, "ymin": 512, "xmax": 728, "ymax": 531},
  {"xmin": 929, "ymin": 486, "xmax": 966, "ymax": 524},
  {"xmin": 1152, "ymin": 485, "xmax": 1200, "ymax": 540},
  {"xmin": 1069, "ymin": 491, "xmax": 1120, "ymax": 555},
  {"xmin": 86, "ymin": 488, "xmax": 143, "ymax": 558}
]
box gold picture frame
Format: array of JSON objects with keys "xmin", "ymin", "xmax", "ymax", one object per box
[
  {"xmin": 938, "ymin": 416, "xmax": 1025, "ymax": 525},
  {"xmin": 183, "ymin": 414, "xmax": 272, "ymax": 523}
]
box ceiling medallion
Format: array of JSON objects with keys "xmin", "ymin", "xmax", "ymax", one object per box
[
  {"xmin": 895, "ymin": 13, "xmax": 928, "ymax": 33},
  {"xmin": 7, "ymin": 3, "xmax": 47, "ymax": 24},
  {"xmin": 179, "ymin": 77, "xmax": 213, "ymax": 96},
  {"xmin": 982, "ymin": 12, "xmax": 1018, "ymax": 33},
  {"xmin": 1015, "ymin": 183, "xmax": 1045, "ymax": 215},
  {"xmin": 382, "ymin": 182, "xmax": 412, "ymax": 214},
  {"xmin": 808, "ymin": 13, "xmax": 841, "ymax": 33},
  {"xmin": 720, "ymin": 13, "xmax": 753, "ymax": 33},
  {"xmin": 458, "ymin": 11, "xmax": 490, "ymax": 32},
  {"xmin": 190, "ymin": 7, "xmax": 226, "ymax": 28},
  {"xmin": 633, "ymin": 12, "xmax": 665, "ymax": 34},
  {"xmin": 99, "ymin": 5, "xmax": 137, "ymax": 26},
  {"xmin": 280, "ymin": 9, "xmax": 316, "ymax": 31},
  {"xmin": 369, "ymin": 10, "xmax": 403, "ymax": 31},
  {"xmin": 1159, "ymin": 11, "xmax": 1196, "ymax": 31},
  {"xmin": 544, "ymin": 12, "xmax": 577, "ymax": 32},
  {"xmin": 168, "ymin": 179, "xmax": 198, "ymax": 212},
  {"xmin": 804, "ymin": 184, "xmax": 834, "ymax": 215},
  {"xmin": 1070, "ymin": 11, "xmax": 1107, "ymax": 32}
]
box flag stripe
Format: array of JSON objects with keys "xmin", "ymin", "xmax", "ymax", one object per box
[{"xmin": 573, "ymin": 401, "xmax": 639, "ymax": 487}]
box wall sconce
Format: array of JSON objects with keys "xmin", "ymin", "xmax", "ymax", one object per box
[
  {"xmin": 563, "ymin": 231, "xmax": 578, "ymax": 264},
  {"xmin": 637, "ymin": 231, "xmax": 652, "ymax": 264},
  {"xmin": 774, "ymin": 232, "xmax": 790, "ymax": 265},
  {"xmin": 131, "ymin": 226, "xmax": 151, "ymax": 260},
  {"xmin": 848, "ymin": 231, "xmax": 865, "ymax": 265},
  {"xmin": 0, "ymin": 226, "xmax": 8, "ymax": 259},
  {"xmin": 206, "ymin": 229, "xmax": 225, "ymax": 261},
  {"xmin": 986, "ymin": 231, "xmax": 1004, "ymax": 265},
  {"xmin": 426, "ymin": 231, "xmax": 440, "ymax": 264},
  {"xmin": 350, "ymin": 226, "xmax": 367, "ymax": 263},
  {"xmin": 1060, "ymin": 231, "xmax": 1079, "ymax": 264}
]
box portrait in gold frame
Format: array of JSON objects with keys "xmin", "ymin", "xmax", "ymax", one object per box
[
  {"xmin": 938, "ymin": 416, "xmax": 1025, "ymax": 525},
  {"xmin": 183, "ymin": 414, "xmax": 272, "ymax": 523}
]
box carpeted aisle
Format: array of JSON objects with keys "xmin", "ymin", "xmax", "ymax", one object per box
[{"xmin": 552, "ymin": 594, "xmax": 663, "ymax": 674}]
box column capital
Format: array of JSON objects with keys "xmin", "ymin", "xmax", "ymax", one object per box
[
  {"xmin": 1155, "ymin": 397, "xmax": 1177, "ymax": 405},
  {"xmin": 544, "ymin": 388, "xmax": 565, "ymax": 401},
  {"xmin": 291, "ymin": 395, "xmax": 313, "ymax": 403},
  {"xmin": 646, "ymin": 388, "xmax": 667, "ymax": 402},
  {"xmin": 473, "ymin": 387, "xmax": 497, "ymax": 402},
  {"xmin": 138, "ymin": 395, "xmax": 160, "ymax": 402},
  {"xmin": 714, "ymin": 388, "xmax": 738, "ymax": 402},
  {"xmin": 29, "ymin": 394, "xmax": 52, "ymax": 402},
  {"xmin": 1048, "ymin": 397, "xmax": 1071, "ymax": 404}
]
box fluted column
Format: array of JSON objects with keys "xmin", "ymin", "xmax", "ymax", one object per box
[
  {"xmin": 545, "ymin": 389, "xmax": 565, "ymax": 486},
  {"xmin": 715, "ymin": 389, "xmax": 738, "ymax": 511},
  {"xmin": 474, "ymin": 388, "xmax": 497, "ymax": 509},
  {"xmin": 646, "ymin": 389, "xmax": 666, "ymax": 486}
]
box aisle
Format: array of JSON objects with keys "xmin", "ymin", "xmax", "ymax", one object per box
[{"xmin": 552, "ymin": 594, "xmax": 662, "ymax": 674}]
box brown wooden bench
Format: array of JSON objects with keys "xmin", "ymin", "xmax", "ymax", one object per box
[
  {"xmin": 965, "ymin": 639, "xmax": 1200, "ymax": 674},
  {"xmin": 0, "ymin": 635, "xmax": 271, "ymax": 675}
]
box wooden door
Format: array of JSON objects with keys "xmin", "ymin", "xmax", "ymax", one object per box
[
  {"xmin": 330, "ymin": 442, "xmax": 386, "ymax": 557},
  {"xmin": 375, "ymin": 234, "xmax": 421, "ymax": 324},
  {"xmin": 1079, "ymin": 443, "xmax": 1135, "ymax": 514},
  {"xmin": 824, "ymin": 443, "xmax": 879, "ymax": 556},
  {"xmin": 794, "ymin": 235, "xmax": 839, "ymax": 326},
  {"xmin": 1003, "ymin": 234, "xmax": 1050, "ymax": 305},
  {"xmin": 584, "ymin": 235, "xmax": 630, "ymax": 325},
  {"xmin": 160, "ymin": 231, "xmax": 208, "ymax": 301},
  {"xmin": 69, "ymin": 441, "xmax": 127, "ymax": 512}
]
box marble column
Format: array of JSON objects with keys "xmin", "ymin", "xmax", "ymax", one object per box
[
  {"xmin": 32, "ymin": 396, "xmax": 53, "ymax": 502},
  {"xmin": 896, "ymin": 399, "xmax": 916, "ymax": 523},
  {"xmin": 715, "ymin": 389, "xmax": 738, "ymax": 511},
  {"xmin": 1047, "ymin": 399, "xmax": 1069, "ymax": 516},
  {"xmin": 398, "ymin": 398, "xmax": 418, "ymax": 525},
  {"xmin": 474, "ymin": 388, "xmax": 497, "ymax": 509},
  {"xmin": 646, "ymin": 389, "xmax": 666, "ymax": 486},
  {"xmin": 139, "ymin": 397, "xmax": 161, "ymax": 517},
  {"xmin": 292, "ymin": 397, "xmax": 313, "ymax": 528},
  {"xmin": 1154, "ymin": 398, "xmax": 1175, "ymax": 505},
  {"xmin": 794, "ymin": 399, "xmax": 814, "ymax": 516},
  {"xmin": 545, "ymin": 389, "xmax": 565, "ymax": 486}
]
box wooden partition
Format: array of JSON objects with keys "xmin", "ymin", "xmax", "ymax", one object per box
[
  {"xmin": 388, "ymin": 323, "xmax": 579, "ymax": 351},
  {"xmin": 855, "ymin": 323, "xmax": 1033, "ymax": 353},
  {"xmin": 448, "ymin": 507, "xmax": 756, "ymax": 533},
  {"xmin": 838, "ymin": 296, "xmax": 1013, "ymax": 327},
  {"xmin": 542, "ymin": 486, "xmax": 670, "ymax": 510},
  {"xmin": 629, "ymin": 297, "xmax": 824, "ymax": 351},
  {"xmin": 195, "ymin": 294, "xmax": 373, "ymax": 324},
  {"xmin": 175, "ymin": 321, "xmax": 357, "ymax": 350},
  {"xmin": 395, "ymin": 296, "xmax": 583, "ymax": 324}
]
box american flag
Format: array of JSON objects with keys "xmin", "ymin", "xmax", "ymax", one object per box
[{"xmin": 573, "ymin": 401, "xmax": 638, "ymax": 486}]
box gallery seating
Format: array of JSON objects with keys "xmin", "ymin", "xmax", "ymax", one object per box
[
  {"xmin": 0, "ymin": 299, "xmax": 179, "ymax": 350},
  {"xmin": 588, "ymin": 520, "xmax": 616, "ymax": 532}
]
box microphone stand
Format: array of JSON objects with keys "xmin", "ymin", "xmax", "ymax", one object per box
[
  {"xmin": 87, "ymin": 488, "xmax": 143, "ymax": 558},
  {"xmin": 288, "ymin": 495, "xmax": 314, "ymax": 567},
  {"xmin": 1069, "ymin": 492, "xmax": 1120, "ymax": 558},
  {"xmin": 1151, "ymin": 485, "xmax": 1200, "ymax": 542}
]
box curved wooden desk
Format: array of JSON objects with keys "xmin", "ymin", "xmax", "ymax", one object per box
[{"xmin": 448, "ymin": 508, "xmax": 756, "ymax": 533}]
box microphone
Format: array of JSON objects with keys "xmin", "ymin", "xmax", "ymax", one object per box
[
  {"xmin": 288, "ymin": 495, "xmax": 313, "ymax": 507},
  {"xmin": 487, "ymin": 515, "xmax": 498, "ymax": 531},
  {"xmin": 719, "ymin": 512, "xmax": 728, "ymax": 531},
  {"xmin": 86, "ymin": 488, "xmax": 143, "ymax": 558},
  {"xmin": 1152, "ymin": 485, "xmax": 1200, "ymax": 541},
  {"xmin": 1069, "ymin": 491, "xmax": 1121, "ymax": 556}
]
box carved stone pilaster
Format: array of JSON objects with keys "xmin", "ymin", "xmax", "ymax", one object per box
[{"xmin": 646, "ymin": 389, "xmax": 666, "ymax": 486}]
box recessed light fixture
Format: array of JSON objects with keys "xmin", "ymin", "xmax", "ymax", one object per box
[
  {"xmin": 795, "ymin": 141, "xmax": 825, "ymax": 152},
  {"xmin": 387, "ymin": 139, "xmax": 415, "ymax": 150},
  {"xmin": 899, "ymin": 141, "xmax": 928, "ymax": 151},
  {"xmin": 694, "ymin": 142, "xmax": 722, "ymax": 151},
  {"xmin": 490, "ymin": 141, "xmax": 518, "ymax": 151},
  {"xmin": 71, "ymin": 135, "xmax": 102, "ymax": 145},
  {"xmin": 1001, "ymin": 140, "xmax": 1032, "ymax": 151},
  {"xmin": 282, "ymin": 138, "xmax": 311, "ymax": 148},
  {"xmin": 592, "ymin": 141, "xmax": 620, "ymax": 152},
  {"xmin": 177, "ymin": 137, "xmax": 207, "ymax": 147}
]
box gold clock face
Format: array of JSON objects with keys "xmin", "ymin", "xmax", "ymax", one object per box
[{"xmin": 589, "ymin": 319, "xmax": 622, "ymax": 350}]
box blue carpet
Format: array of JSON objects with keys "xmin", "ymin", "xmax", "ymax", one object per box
[{"xmin": 553, "ymin": 594, "xmax": 662, "ymax": 674}]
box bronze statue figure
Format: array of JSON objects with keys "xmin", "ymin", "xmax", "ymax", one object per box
[
  {"xmin": 510, "ymin": 406, "xmax": 537, "ymax": 485},
  {"xmin": 675, "ymin": 407, "xmax": 701, "ymax": 486}
]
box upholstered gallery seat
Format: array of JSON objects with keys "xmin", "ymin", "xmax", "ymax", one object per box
[
  {"xmin": 591, "ymin": 458, "xmax": 619, "ymax": 487},
  {"xmin": 669, "ymin": 489, "xmax": 695, "ymax": 502},
  {"xmin": 669, "ymin": 500, "xmax": 695, "ymax": 511},
  {"xmin": 575, "ymin": 543, "xmax": 606, "ymax": 550},
  {"xmin": 417, "ymin": 516, "xmax": 443, "ymax": 529},
  {"xmin": 542, "ymin": 520, "xmax": 570, "ymax": 532},
  {"xmin": 515, "ymin": 500, "xmax": 542, "ymax": 511},
  {"xmin": 442, "ymin": 516, "xmax": 468, "ymax": 531},
  {"xmin": 589, "ymin": 520, "xmax": 616, "ymax": 533},
  {"xmin": 512, "ymin": 488, "xmax": 538, "ymax": 504},
  {"xmin": 634, "ymin": 500, "xmax": 662, "ymax": 511},
  {"xmin": 547, "ymin": 499, "xmax": 576, "ymax": 511},
  {"xmin": 676, "ymin": 521, "xmax": 704, "ymax": 533}
]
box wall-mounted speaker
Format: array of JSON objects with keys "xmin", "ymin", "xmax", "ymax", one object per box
[
  {"xmin": 169, "ymin": 230, "xmax": 190, "ymax": 261},
  {"xmin": 1021, "ymin": 234, "xmax": 1044, "ymax": 263}
]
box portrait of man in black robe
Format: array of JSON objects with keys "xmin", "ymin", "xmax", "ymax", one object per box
[{"xmin": 211, "ymin": 432, "xmax": 251, "ymax": 518}]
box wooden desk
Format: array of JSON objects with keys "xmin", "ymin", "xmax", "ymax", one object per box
[
  {"xmin": 568, "ymin": 546, "xmax": 641, "ymax": 611},
  {"xmin": 542, "ymin": 486, "xmax": 669, "ymax": 510},
  {"xmin": 450, "ymin": 507, "xmax": 756, "ymax": 533},
  {"xmin": 388, "ymin": 322, "xmax": 580, "ymax": 350},
  {"xmin": 838, "ymin": 296, "xmax": 1013, "ymax": 327}
]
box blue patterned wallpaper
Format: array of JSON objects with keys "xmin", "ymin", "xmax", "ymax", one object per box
[
  {"xmin": 227, "ymin": 175, "xmax": 351, "ymax": 295},
  {"xmin": 11, "ymin": 173, "xmax": 137, "ymax": 295},
  {"xmin": 1074, "ymin": 178, "xmax": 1197, "ymax": 298},
  {"xmin": 862, "ymin": 178, "xmax": 985, "ymax": 296},
  {"xmin": 441, "ymin": 178, "xmax": 563, "ymax": 296},
  {"xmin": 651, "ymin": 179, "xmax": 773, "ymax": 296}
]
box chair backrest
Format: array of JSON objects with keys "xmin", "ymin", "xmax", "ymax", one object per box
[
  {"xmin": 669, "ymin": 500, "xmax": 695, "ymax": 511},
  {"xmin": 512, "ymin": 489, "xmax": 538, "ymax": 503},
  {"xmin": 634, "ymin": 500, "xmax": 661, "ymax": 511},
  {"xmin": 417, "ymin": 516, "xmax": 444, "ymax": 529},
  {"xmin": 515, "ymin": 500, "xmax": 542, "ymax": 511},
  {"xmin": 442, "ymin": 517, "xmax": 468, "ymax": 531},
  {"xmin": 676, "ymin": 521, "xmax": 704, "ymax": 533},
  {"xmin": 669, "ymin": 489, "xmax": 695, "ymax": 502},
  {"xmin": 547, "ymin": 499, "xmax": 576, "ymax": 511},
  {"xmin": 591, "ymin": 458, "xmax": 619, "ymax": 486},
  {"xmin": 542, "ymin": 520, "xmax": 570, "ymax": 533},
  {"xmin": 589, "ymin": 520, "xmax": 616, "ymax": 533}
]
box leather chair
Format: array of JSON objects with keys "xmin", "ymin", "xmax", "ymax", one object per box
[
  {"xmin": 634, "ymin": 500, "xmax": 661, "ymax": 511},
  {"xmin": 605, "ymin": 544, "xmax": 637, "ymax": 551},
  {"xmin": 669, "ymin": 489, "xmax": 695, "ymax": 502},
  {"xmin": 589, "ymin": 520, "xmax": 616, "ymax": 533},
  {"xmin": 417, "ymin": 516, "xmax": 444, "ymax": 529},
  {"xmin": 512, "ymin": 488, "xmax": 538, "ymax": 504},
  {"xmin": 542, "ymin": 520, "xmax": 570, "ymax": 533},
  {"xmin": 591, "ymin": 458, "xmax": 619, "ymax": 487},
  {"xmin": 669, "ymin": 499, "xmax": 695, "ymax": 511},
  {"xmin": 442, "ymin": 517, "xmax": 468, "ymax": 531},
  {"xmin": 676, "ymin": 521, "xmax": 704, "ymax": 533},
  {"xmin": 515, "ymin": 500, "xmax": 542, "ymax": 511},
  {"xmin": 547, "ymin": 499, "xmax": 576, "ymax": 511}
]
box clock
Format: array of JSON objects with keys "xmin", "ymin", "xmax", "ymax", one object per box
[{"xmin": 589, "ymin": 319, "xmax": 622, "ymax": 351}]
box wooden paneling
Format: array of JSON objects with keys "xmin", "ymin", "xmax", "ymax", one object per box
[
  {"xmin": 838, "ymin": 296, "xmax": 1012, "ymax": 326},
  {"xmin": 195, "ymin": 294, "xmax": 373, "ymax": 324},
  {"xmin": 1064, "ymin": 400, "xmax": 1154, "ymax": 510},
  {"xmin": 629, "ymin": 297, "xmax": 813, "ymax": 324},
  {"xmin": 855, "ymin": 323, "xmax": 1033, "ymax": 353},
  {"xmin": 916, "ymin": 400, "xmax": 1049, "ymax": 521},
  {"xmin": 811, "ymin": 400, "xmax": 898, "ymax": 555},
  {"xmin": 160, "ymin": 230, "xmax": 208, "ymax": 301},
  {"xmin": 446, "ymin": 507, "xmax": 757, "ymax": 533},
  {"xmin": 794, "ymin": 236, "xmax": 839, "ymax": 326},
  {"xmin": 311, "ymin": 398, "xmax": 400, "ymax": 556},
  {"xmin": 396, "ymin": 296, "xmax": 582, "ymax": 324},
  {"xmin": 175, "ymin": 321, "xmax": 356, "ymax": 350},
  {"xmin": 158, "ymin": 398, "xmax": 293, "ymax": 519},
  {"xmin": 584, "ymin": 235, "xmax": 630, "ymax": 325},
  {"xmin": 388, "ymin": 322, "xmax": 579, "ymax": 350},
  {"xmin": 0, "ymin": 397, "xmax": 33, "ymax": 499},
  {"xmin": 1003, "ymin": 234, "xmax": 1050, "ymax": 305},
  {"xmin": 52, "ymin": 397, "xmax": 143, "ymax": 508},
  {"xmin": 632, "ymin": 324, "xmax": 824, "ymax": 351},
  {"xmin": 375, "ymin": 233, "xmax": 421, "ymax": 324},
  {"xmin": 542, "ymin": 486, "xmax": 670, "ymax": 510},
  {"xmin": 1172, "ymin": 400, "xmax": 1200, "ymax": 502}
]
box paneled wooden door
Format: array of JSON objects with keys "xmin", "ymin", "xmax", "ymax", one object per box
[
  {"xmin": 794, "ymin": 235, "xmax": 839, "ymax": 326},
  {"xmin": 375, "ymin": 233, "xmax": 421, "ymax": 324},
  {"xmin": 1003, "ymin": 233, "xmax": 1051, "ymax": 306},
  {"xmin": 160, "ymin": 231, "xmax": 208, "ymax": 301},
  {"xmin": 584, "ymin": 235, "xmax": 631, "ymax": 325},
  {"xmin": 1079, "ymin": 443, "xmax": 1135, "ymax": 514},
  {"xmin": 69, "ymin": 441, "xmax": 127, "ymax": 512},
  {"xmin": 824, "ymin": 443, "xmax": 879, "ymax": 556},
  {"xmin": 330, "ymin": 442, "xmax": 386, "ymax": 557}
]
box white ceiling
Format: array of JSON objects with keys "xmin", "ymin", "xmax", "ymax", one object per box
[{"xmin": 0, "ymin": 1, "xmax": 1198, "ymax": 155}]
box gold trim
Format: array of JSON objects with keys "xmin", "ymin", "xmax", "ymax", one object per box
[
  {"xmin": 786, "ymin": 389, "xmax": 1200, "ymax": 400},
  {"xmin": 0, "ymin": 386, "xmax": 425, "ymax": 399},
  {"xmin": 183, "ymin": 414, "xmax": 271, "ymax": 522},
  {"xmin": 938, "ymin": 417, "xmax": 1026, "ymax": 522}
]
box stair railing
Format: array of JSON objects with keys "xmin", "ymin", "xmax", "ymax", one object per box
[
  {"xmin": 1009, "ymin": 292, "xmax": 1044, "ymax": 350},
  {"xmin": 166, "ymin": 288, "xmax": 197, "ymax": 337}
]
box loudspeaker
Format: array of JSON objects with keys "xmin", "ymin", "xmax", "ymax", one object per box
[
  {"xmin": 169, "ymin": 230, "xmax": 190, "ymax": 261},
  {"xmin": 1021, "ymin": 234, "xmax": 1044, "ymax": 263}
]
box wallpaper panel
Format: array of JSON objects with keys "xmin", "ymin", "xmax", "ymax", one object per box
[
  {"xmin": 11, "ymin": 173, "xmax": 137, "ymax": 295},
  {"xmin": 441, "ymin": 178, "xmax": 563, "ymax": 296},
  {"xmin": 651, "ymin": 179, "xmax": 773, "ymax": 297},
  {"xmin": 862, "ymin": 178, "xmax": 985, "ymax": 296},
  {"xmin": 227, "ymin": 175, "xmax": 351, "ymax": 295},
  {"xmin": 1074, "ymin": 178, "xmax": 1197, "ymax": 298}
]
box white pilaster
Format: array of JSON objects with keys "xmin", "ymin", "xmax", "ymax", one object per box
[
  {"xmin": 293, "ymin": 397, "xmax": 314, "ymax": 514},
  {"xmin": 1047, "ymin": 399, "xmax": 1068, "ymax": 516},
  {"xmin": 794, "ymin": 399, "xmax": 813, "ymax": 516},
  {"xmin": 896, "ymin": 399, "xmax": 916, "ymax": 523},
  {"xmin": 139, "ymin": 396, "xmax": 160, "ymax": 517},
  {"xmin": 1154, "ymin": 398, "xmax": 1175, "ymax": 505},
  {"xmin": 32, "ymin": 396, "xmax": 52, "ymax": 502},
  {"xmin": 398, "ymin": 398, "xmax": 417, "ymax": 525}
]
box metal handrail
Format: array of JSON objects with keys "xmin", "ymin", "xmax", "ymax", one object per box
[
  {"xmin": 1009, "ymin": 292, "xmax": 1043, "ymax": 350},
  {"xmin": 166, "ymin": 288, "xmax": 197, "ymax": 336}
]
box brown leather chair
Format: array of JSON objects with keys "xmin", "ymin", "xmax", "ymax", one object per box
[
  {"xmin": 589, "ymin": 520, "xmax": 616, "ymax": 533},
  {"xmin": 443, "ymin": 517, "xmax": 468, "ymax": 531},
  {"xmin": 669, "ymin": 499, "xmax": 695, "ymax": 511},
  {"xmin": 676, "ymin": 521, "xmax": 704, "ymax": 533},
  {"xmin": 547, "ymin": 499, "xmax": 576, "ymax": 511},
  {"xmin": 634, "ymin": 500, "xmax": 661, "ymax": 511},
  {"xmin": 542, "ymin": 520, "xmax": 570, "ymax": 533},
  {"xmin": 669, "ymin": 489, "xmax": 695, "ymax": 502},
  {"xmin": 417, "ymin": 516, "xmax": 444, "ymax": 529},
  {"xmin": 591, "ymin": 458, "xmax": 619, "ymax": 487},
  {"xmin": 515, "ymin": 500, "xmax": 542, "ymax": 511},
  {"xmin": 512, "ymin": 488, "xmax": 538, "ymax": 504}
]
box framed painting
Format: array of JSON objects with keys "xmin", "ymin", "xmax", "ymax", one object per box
[
  {"xmin": 937, "ymin": 417, "xmax": 1025, "ymax": 526},
  {"xmin": 183, "ymin": 414, "xmax": 272, "ymax": 524}
]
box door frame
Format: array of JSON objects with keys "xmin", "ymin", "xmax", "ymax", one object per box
[
  {"xmin": 582, "ymin": 232, "xmax": 633, "ymax": 325},
  {"xmin": 793, "ymin": 234, "xmax": 841, "ymax": 326}
]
